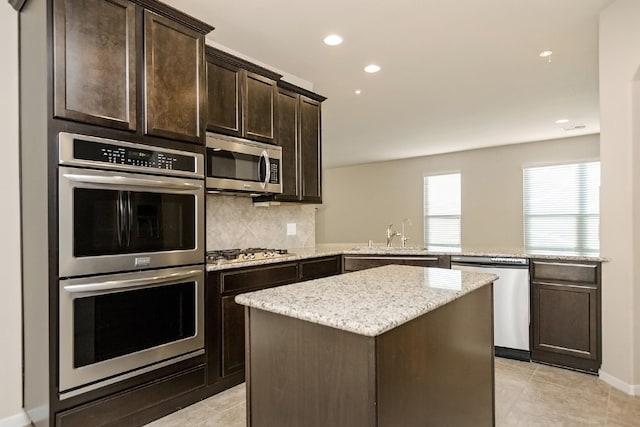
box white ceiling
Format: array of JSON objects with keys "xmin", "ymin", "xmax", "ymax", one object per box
[{"xmin": 165, "ymin": 0, "xmax": 614, "ymax": 168}]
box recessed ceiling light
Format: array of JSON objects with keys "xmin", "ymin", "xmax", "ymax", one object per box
[
  {"xmin": 364, "ymin": 64, "xmax": 381, "ymax": 73},
  {"xmin": 323, "ymin": 34, "xmax": 343, "ymax": 46},
  {"xmin": 564, "ymin": 124, "xmax": 587, "ymax": 131},
  {"xmin": 539, "ymin": 50, "xmax": 553, "ymax": 58},
  {"xmin": 354, "ymin": 89, "xmax": 362, "ymax": 95},
  {"xmin": 555, "ymin": 119, "xmax": 569, "ymax": 124}
]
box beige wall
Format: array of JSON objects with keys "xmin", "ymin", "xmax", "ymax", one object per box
[
  {"xmin": 0, "ymin": 3, "xmax": 26, "ymax": 425},
  {"xmin": 599, "ymin": 0, "xmax": 640, "ymax": 393},
  {"xmin": 317, "ymin": 135, "xmax": 599, "ymax": 250}
]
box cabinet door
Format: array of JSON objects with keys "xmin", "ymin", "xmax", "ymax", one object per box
[
  {"xmin": 243, "ymin": 72, "xmax": 276, "ymax": 143},
  {"xmin": 206, "ymin": 59, "xmax": 242, "ymax": 136},
  {"xmin": 53, "ymin": 0, "xmax": 137, "ymax": 130},
  {"xmin": 274, "ymin": 88, "xmax": 300, "ymax": 200},
  {"xmin": 532, "ymin": 282, "xmax": 598, "ymax": 361},
  {"xmin": 299, "ymin": 97, "xmax": 322, "ymax": 202},
  {"xmin": 221, "ymin": 295, "xmax": 246, "ymax": 377},
  {"xmin": 144, "ymin": 11, "xmax": 205, "ymax": 144}
]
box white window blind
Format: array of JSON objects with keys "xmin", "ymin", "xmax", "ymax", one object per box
[
  {"xmin": 523, "ymin": 161, "xmax": 600, "ymax": 256},
  {"xmin": 423, "ymin": 173, "xmax": 461, "ymax": 251}
]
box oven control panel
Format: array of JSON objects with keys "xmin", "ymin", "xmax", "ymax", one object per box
[
  {"xmin": 74, "ymin": 139, "xmax": 195, "ymax": 172},
  {"xmin": 58, "ymin": 132, "xmax": 204, "ymax": 178}
]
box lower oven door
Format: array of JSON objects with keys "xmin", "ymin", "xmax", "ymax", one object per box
[{"xmin": 59, "ymin": 266, "xmax": 205, "ymax": 398}]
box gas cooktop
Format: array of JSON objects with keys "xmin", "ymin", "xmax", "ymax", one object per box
[{"xmin": 206, "ymin": 248, "xmax": 291, "ymax": 264}]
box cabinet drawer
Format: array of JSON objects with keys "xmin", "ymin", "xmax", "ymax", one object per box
[
  {"xmin": 220, "ymin": 262, "xmax": 299, "ymax": 294},
  {"xmin": 56, "ymin": 365, "xmax": 205, "ymax": 427},
  {"xmin": 343, "ymin": 256, "xmax": 441, "ymax": 272},
  {"xmin": 530, "ymin": 260, "xmax": 599, "ymax": 286},
  {"xmin": 300, "ymin": 256, "xmax": 341, "ymax": 280}
]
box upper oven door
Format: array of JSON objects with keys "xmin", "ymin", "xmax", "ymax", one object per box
[
  {"xmin": 59, "ymin": 166, "xmax": 205, "ymax": 277},
  {"xmin": 206, "ymin": 134, "xmax": 282, "ymax": 194}
]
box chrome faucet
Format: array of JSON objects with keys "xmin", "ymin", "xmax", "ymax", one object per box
[
  {"xmin": 401, "ymin": 218, "xmax": 411, "ymax": 248},
  {"xmin": 386, "ymin": 224, "xmax": 401, "ymax": 247}
]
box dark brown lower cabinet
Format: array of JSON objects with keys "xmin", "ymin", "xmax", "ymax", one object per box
[
  {"xmin": 56, "ymin": 365, "xmax": 205, "ymax": 427},
  {"xmin": 221, "ymin": 295, "xmax": 247, "ymax": 377},
  {"xmin": 207, "ymin": 256, "xmax": 343, "ymax": 390},
  {"xmin": 530, "ymin": 260, "xmax": 601, "ymax": 373},
  {"xmin": 342, "ymin": 254, "xmax": 450, "ymax": 272},
  {"xmin": 206, "ymin": 262, "xmax": 299, "ymax": 389}
]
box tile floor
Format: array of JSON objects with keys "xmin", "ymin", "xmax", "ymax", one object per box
[{"xmin": 147, "ymin": 358, "xmax": 640, "ymax": 426}]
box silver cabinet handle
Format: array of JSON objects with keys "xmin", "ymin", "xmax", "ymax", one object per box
[
  {"xmin": 63, "ymin": 269, "xmax": 202, "ymax": 294},
  {"xmin": 63, "ymin": 173, "xmax": 203, "ymax": 191}
]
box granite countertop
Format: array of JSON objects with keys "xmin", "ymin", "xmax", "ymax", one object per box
[
  {"xmin": 338, "ymin": 244, "xmax": 609, "ymax": 262},
  {"xmin": 205, "ymin": 243, "xmax": 608, "ymax": 271},
  {"xmin": 235, "ymin": 265, "xmax": 497, "ymax": 337}
]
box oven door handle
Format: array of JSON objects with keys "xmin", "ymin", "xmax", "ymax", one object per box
[
  {"xmin": 116, "ymin": 191, "xmax": 125, "ymax": 248},
  {"xmin": 62, "ymin": 173, "xmax": 203, "ymax": 191},
  {"xmin": 125, "ymin": 191, "xmax": 132, "ymax": 248},
  {"xmin": 63, "ymin": 269, "xmax": 202, "ymax": 294}
]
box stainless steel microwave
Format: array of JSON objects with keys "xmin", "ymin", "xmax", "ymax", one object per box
[{"xmin": 205, "ymin": 133, "xmax": 282, "ymax": 195}]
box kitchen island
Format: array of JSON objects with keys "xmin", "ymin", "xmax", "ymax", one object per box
[{"xmin": 235, "ymin": 265, "xmax": 497, "ymax": 427}]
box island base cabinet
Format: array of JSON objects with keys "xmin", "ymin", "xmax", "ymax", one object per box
[
  {"xmin": 246, "ymin": 309, "xmax": 376, "ymax": 427},
  {"xmin": 245, "ymin": 284, "xmax": 495, "ymax": 427}
]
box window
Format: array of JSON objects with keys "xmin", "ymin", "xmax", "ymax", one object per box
[
  {"xmin": 523, "ymin": 161, "xmax": 600, "ymax": 256},
  {"xmin": 423, "ymin": 173, "xmax": 461, "ymax": 251}
]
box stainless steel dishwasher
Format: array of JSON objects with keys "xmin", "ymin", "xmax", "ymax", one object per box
[{"xmin": 451, "ymin": 256, "xmax": 530, "ymax": 361}]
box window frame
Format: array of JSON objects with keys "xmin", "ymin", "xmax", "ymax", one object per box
[
  {"xmin": 423, "ymin": 171, "xmax": 462, "ymax": 252},
  {"xmin": 522, "ymin": 160, "xmax": 600, "ymax": 256}
]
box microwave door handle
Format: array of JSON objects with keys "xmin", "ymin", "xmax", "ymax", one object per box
[
  {"xmin": 62, "ymin": 173, "xmax": 203, "ymax": 191},
  {"xmin": 259, "ymin": 150, "xmax": 270, "ymax": 189},
  {"xmin": 63, "ymin": 269, "xmax": 203, "ymax": 294}
]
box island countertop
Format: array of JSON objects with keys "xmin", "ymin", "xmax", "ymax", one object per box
[{"xmin": 235, "ymin": 265, "xmax": 497, "ymax": 337}]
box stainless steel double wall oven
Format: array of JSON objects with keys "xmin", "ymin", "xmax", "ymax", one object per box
[{"xmin": 57, "ymin": 132, "xmax": 206, "ymax": 399}]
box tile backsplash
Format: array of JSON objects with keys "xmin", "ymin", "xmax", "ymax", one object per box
[{"xmin": 206, "ymin": 194, "xmax": 316, "ymax": 250}]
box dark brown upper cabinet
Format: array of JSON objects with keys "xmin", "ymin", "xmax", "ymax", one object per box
[
  {"xmin": 206, "ymin": 59, "xmax": 243, "ymax": 137},
  {"xmin": 205, "ymin": 46, "xmax": 280, "ymax": 144},
  {"xmin": 53, "ymin": 0, "xmax": 137, "ymax": 131},
  {"xmin": 299, "ymin": 96, "xmax": 322, "ymax": 202},
  {"xmin": 243, "ymin": 72, "xmax": 276, "ymax": 143},
  {"xmin": 143, "ymin": 10, "xmax": 207, "ymax": 144},
  {"xmin": 261, "ymin": 81, "xmax": 325, "ymax": 203},
  {"xmin": 275, "ymin": 88, "xmax": 300, "ymax": 199},
  {"xmin": 52, "ymin": 0, "xmax": 212, "ymax": 144}
]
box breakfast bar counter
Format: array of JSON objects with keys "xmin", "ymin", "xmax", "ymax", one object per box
[{"xmin": 236, "ymin": 265, "xmax": 498, "ymax": 427}]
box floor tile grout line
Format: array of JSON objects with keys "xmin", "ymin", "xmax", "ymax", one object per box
[{"xmin": 604, "ymin": 385, "xmax": 612, "ymax": 426}]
